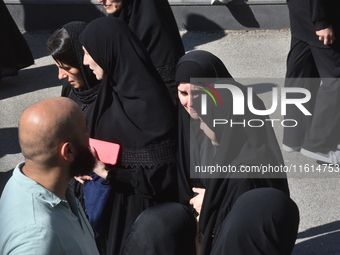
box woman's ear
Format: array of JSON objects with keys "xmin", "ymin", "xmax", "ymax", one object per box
[{"xmin": 60, "ymin": 142, "xmax": 76, "ymax": 161}]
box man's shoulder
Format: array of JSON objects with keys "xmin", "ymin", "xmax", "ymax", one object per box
[
  {"xmin": 0, "ymin": 180, "xmax": 63, "ymax": 255},
  {"xmin": 0, "ymin": 186, "xmax": 55, "ymax": 238},
  {"xmin": 0, "ymin": 166, "xmax": 35, "ymax": 214},
  {"xmin": 0, "ymin": 223, "xmax": 62, "ymax": 255},
  {"xmin": 0, "ymin": 165, "xmax": 62, "ymax": 235}
]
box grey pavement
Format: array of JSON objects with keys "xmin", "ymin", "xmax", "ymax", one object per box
[{"xmin": 0, "ymin": 29, "xmax": 339, "ymax": 254}]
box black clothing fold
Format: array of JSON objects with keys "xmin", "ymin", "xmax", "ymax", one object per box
[
  {"xmin": 120, "ymin": 203, "xmax": 197, "ymax": 255},
  {"xmin": 0, "ymin": 0, "xmax": 33, "ymax": 78},
  {"xmin": 113, "ymin": 0, "xmax": 185, "ymax": 101},
  {"xmin": 210, "ymin": 188, "xmax": 299, "ymax": 255},
  {"xmin": 79, "ymin": 17, "xmax": 177, "ymax": 255},
  {"xmin": 119, "ymin": 190, "xmax": 298, "ymax": 255}
]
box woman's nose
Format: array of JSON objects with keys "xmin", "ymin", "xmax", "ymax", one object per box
[
  {"xmin": 83, "ymin": 54, "xmax": 89, "ymax": 66},
  {"xmin": 187, "ymin": 95, "xmax": 193, "ymax": 107},
  {"xmin": 58, "ymin": 69, "xmax": 67, "ymax": 80}
]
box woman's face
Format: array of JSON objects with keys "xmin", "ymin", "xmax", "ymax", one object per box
[
  {"xmin": 98, "ymin": 0, "xmax": 123, "ymax": 14},
  {"xmin": 83, "ymin": 47, "xmax": 105, "ymax": 80},
  {"xmin": 178, "ymin": 82, "xmax": 202, "ymax": 120},
  {"xmin": 55, "ymin": 61, "xmax": 85, "ymax": 89}
]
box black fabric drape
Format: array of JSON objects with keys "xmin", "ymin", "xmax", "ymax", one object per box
[
  {"xmin": 113, "ymin": 0, "xmax": 185, "ymax": 101},
  {"xmin": 176, "ymin": 50, "xmax": 289, "ymax": 254},
  {"xmin": 79, "ymin": 17, "xmax": 178, "ymax": 255},
  {"xmin": 79, "ymin": 16, "xmax": 176, "ymax": 148},
  {"xmin": 120, "ymin": 203, "xmax": 197, "ymax": 255},
  {"xmin": 0, "ymin": 0, "xmax": 33, "ymax": 78},
  {"xmin": 210, "ymin": 188, "xmax": 299, "ymax": 255}
]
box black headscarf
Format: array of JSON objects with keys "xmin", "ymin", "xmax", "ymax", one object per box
[
  {"xmin": 79, "ymin": 16, "xmax": 175, "ymax": 153},
  {"xmin": 59, "ymin": 21, "xmax": 100, "ymax": 111},
  {"xmin": 176, "ymin": 50, "xmax": 289, "ymax": 254}
]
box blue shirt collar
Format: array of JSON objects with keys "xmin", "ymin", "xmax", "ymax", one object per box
[{"xmin": 13, "ymin": 162, "xmax": 66, "ymax": 207}]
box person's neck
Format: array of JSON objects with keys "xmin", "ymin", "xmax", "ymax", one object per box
[{"xmin": 21, "ymin": 162, "xmax": 70, "ymax": 200}]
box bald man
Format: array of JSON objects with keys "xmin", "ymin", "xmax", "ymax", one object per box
[{"xmin": 0, "ymin": 97, "xmax": 99, "ymax": 255}]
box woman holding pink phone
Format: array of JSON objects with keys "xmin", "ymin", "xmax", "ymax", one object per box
[{"xmin": 78, "ymin": 17, "xmax": 178, "ymax": 255}]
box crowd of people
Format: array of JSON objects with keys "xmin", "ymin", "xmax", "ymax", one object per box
[{"xmin": 1, "ymin": 0, "xmax": 339, "ymax": 254}]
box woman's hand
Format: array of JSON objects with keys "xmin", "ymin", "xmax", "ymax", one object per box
[
  {"xmin": 316, "ymin": 26, "xmax": 335, "ymax": 45},
  {"xmin": 189, "ymin": 187, "xmax": 206, "ymax": 221},
  {"xmin": 90, "ymin": 146, "xmax": 109, "ymax": 179},
  {"xmin": 198, "ymin": 118, "xmax": 219, "ymax": 146},
  {"xmin": 93, "ymin": 160, "xmax": 108, "ymax": 179},
  {"xmin": 74, "ymin": 147, "xmax": 108, "ymax": 183},
  {"xmin": 74, "ymin": 175, "xmax": 93, "ymax": 184}
]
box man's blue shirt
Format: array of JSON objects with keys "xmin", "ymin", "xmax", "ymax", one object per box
[{"xmin": 0, "ymin": 162, "xmax": 100, "ymax": 255}]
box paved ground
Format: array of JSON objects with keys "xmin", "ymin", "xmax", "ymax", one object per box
[{"xmin": 0, "ymin": 29, "xmax": 339, "ymax": 254}]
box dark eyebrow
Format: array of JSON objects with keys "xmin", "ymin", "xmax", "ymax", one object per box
[
  {"xmin": 178, "ymin": 89, "xmax": 188, "ymax": 93},
  {"xmin": 58, "ymin": 65, "xmax": 71, "ymax": 71}
]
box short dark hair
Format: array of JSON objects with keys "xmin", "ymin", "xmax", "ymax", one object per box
[{"xmin": 46, "ymin": 27, "xmax": 79, "ymax": 68}]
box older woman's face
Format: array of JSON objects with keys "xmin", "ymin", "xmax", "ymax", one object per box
[
  {"xmin": 82, "ymin": 47, "xmax": 105, "ymax": 80},
  {"xmin": 178, "ymin": 82, "xmax": 203, "ymax": 120},
  {"xmin": 98, "ymin": 0, "xmax": 123, "ymax": 14}
]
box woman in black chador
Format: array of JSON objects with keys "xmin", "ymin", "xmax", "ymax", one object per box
[
  {"xmin": 79, "ymin": 17, "xmax": 177, "ymax": 255},
  {"xmin": 176, "ymin": 50, "xmax": 299, "ymax": 255},
  {"xmin": 0, "ymin": 0, "xmax": 33, "ymax": 79},
  {"xmin": 99, "ymin": 0, "xmax": 185, "ymax": 103}
]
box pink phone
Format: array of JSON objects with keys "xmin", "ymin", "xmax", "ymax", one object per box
[{"xmin": 89, "ymin": 138, "xmax": 120, "ymax": 165}]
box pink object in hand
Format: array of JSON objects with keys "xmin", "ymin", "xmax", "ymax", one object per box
[{"xmin": 89, "ymin": 138, "xmax": 120, "ymax": 165}]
